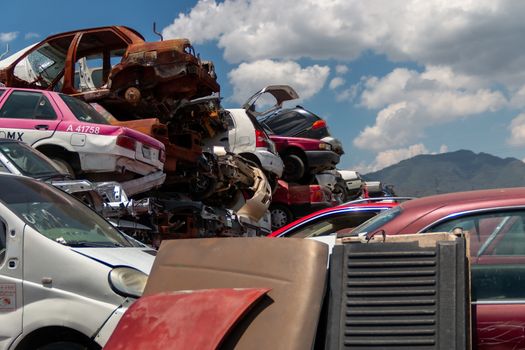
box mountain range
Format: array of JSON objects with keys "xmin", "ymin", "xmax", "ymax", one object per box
[{"xmin": 363, "ymin": 150, "xmax": 525, "ymax": 197}]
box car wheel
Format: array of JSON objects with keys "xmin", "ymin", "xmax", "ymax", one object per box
[
  {"xmin": 333, "ymin": 183, "xmax": 349, "ymax": 203},
  {"xmin": 270, "ymin": 204, "xmax": 294, "ymax": 230},
  {"xmin": 51, "ymin": 157, "xmax": 76, "ymax": 178},
  {"xmin": 37, "ymin": 341, "xmax": 92, "ymax": 350},
  {"xmin": 283, "ymin": 154, "xmax": 305, "ymax": 182}
]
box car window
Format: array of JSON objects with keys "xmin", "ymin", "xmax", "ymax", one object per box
[
  {"xmin": 0, "ymin": 176, "xmax": 134, "ymax": 248},
  {"xmin": 13, "ymin": 37, "xmax": 74, "ymax": 89},
  {"xmin": 0, "ymin": 90, "xmax": 57, "ymax": 120},
  {"xmin": 351, "ymin": 206, "xmax": 402, "ymax": 236},
  {"xmin": 0, "ymin": 142, "xmax": 61, "ymax": 177},
  {"xmin": 283, "ymin": 210, "xmax": 381, "ymax": 238},
  {"xmin": 264, "ymin": 110, "xmax": 310, "ymax": 136},
  {"xmin": 0, "ymin": 90, "xmax": 4, "ymax": 97},
  {"xmin": 0, "ymin": 160, "xmax": 8, "ymax": 173},
  {"xmin": 426, "ymin": 210, "xmax": 525, "ymax": 301},
  {"xmin": 60, "ymin": 94, "xmax": 109, "ymax": 124}
]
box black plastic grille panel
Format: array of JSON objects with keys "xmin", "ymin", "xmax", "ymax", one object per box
[{"xmin": 325, "ymin": 238, "xmax": 468, "ymax": 350}]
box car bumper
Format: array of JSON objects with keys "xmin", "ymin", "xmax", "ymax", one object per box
[
  {"xmin": 304, "ymin": 150, "xmax": 340, "ymax": 172},
  {"xmin": 254, "ymin": 149, "xmax": 284, "ymax": 178},
  {"xmin": 120, "ymin": 170, "xmax": 166, "ymax": 196}
]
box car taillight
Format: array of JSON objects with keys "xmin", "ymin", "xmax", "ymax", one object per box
[
  {"xmin": 255, "ymin": 129, "xmax": 269, "ymax": 148},
  {"xmin": 312, "ymin": 120, "xmax": 326, "ymax": 130},
  {"xmin": 116, "ymin": 135, "xmax": 136, "ymax": 151},
  {"xmin": 310, "ymin": 185, "xmax": 327, "ymax": 203}
]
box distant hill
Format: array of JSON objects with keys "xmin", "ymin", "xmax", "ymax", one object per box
[{"xmin": 363, "ymin": 150, "xmax": 525, "ymax": 197}]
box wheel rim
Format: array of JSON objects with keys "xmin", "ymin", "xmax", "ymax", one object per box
[{"xmin": 271, "ymin": 208, "xmax": 290, "ymax": 229}]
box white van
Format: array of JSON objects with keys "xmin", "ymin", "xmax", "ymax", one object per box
[{"xmin": 0, "ymin": 173, "xmax": 155, "ymax": 349}]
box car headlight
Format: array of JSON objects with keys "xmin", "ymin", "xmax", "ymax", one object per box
[
  {"xmin": 319, "ymin": 142, "xmax": 332, "ymax": 151},
  {"xmin": 108, "ymin": 266, "xmax": 148, "ymax": 298}
]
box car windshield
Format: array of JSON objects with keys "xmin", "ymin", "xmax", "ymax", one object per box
[
  {"xmin": 60, "ymin": 94, "xmax": 109, "ymax": 124},
  {"xmin": 0, "ymin": 175, "xmax": 133, "ymax": 247},
  {"xmin": 351, "ymin": 206, "xmax": 403, "ymax": 236},
  {"xmin": 0, "ymin": 142, "xmax": 62, "ymax": 178}
]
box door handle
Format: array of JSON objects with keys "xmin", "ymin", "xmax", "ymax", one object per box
[{"xmin": 35, "ymin": 124, "xmax": 49, "ymax": 130}]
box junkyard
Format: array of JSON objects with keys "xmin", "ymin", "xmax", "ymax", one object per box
[{"xmin": 1, "ymin": 1, "xmax": 525, "ymax": 349}]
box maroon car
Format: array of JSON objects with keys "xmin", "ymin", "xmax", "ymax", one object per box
[{"xmin": 351, "ymin": 187, "xmax": 525, "ymax": 349}]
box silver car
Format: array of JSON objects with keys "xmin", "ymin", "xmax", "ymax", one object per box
[{"xmin": 0, "ymin": 174, "xmax": 155, "ymax": 349}]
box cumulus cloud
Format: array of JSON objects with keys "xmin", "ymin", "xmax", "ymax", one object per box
[
  {"xmin": 0, "ymin": 32, "xmax": 18, "ymax": 43},
  {"xmin": 227, "ymin": 59, "xmax": 329, "ymax": 104},
  {"xmin": 508, "ymin": 113, "xmax": 525, "ymax": 146},
  {"xmin": 162, "ymin": 0, "xmax": 525, "ymax": 84},
  {"xmin": 329, "ymin": 77, "xmax": 345, "ymax": 90},
  {"xmin": 24, "ymin": 32, "xmax": 40, "ymax": 40},
  {"xmin": 335, "ymin": 65, "xmax": 349, "ymax": 75},
  {"xmin": 354, "ymin": 66, "xmax": 507, "ymax": 151}
]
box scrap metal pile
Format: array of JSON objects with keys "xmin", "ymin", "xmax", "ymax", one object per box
[{"xmin": 0, "ymin": 25, "xmax": 366, "ymax": 245}]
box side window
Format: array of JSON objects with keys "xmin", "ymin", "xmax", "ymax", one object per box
[
  {"xmin": 0, "ymin": 90, "xmax": 5, "ymax": 97},
  {"xmin": 427, "ymin": 210, "xmax": 525, "ymax": 301},
  {"xmin": 0, "ymin": 91, "xmax": 57, "ymax": 120}
]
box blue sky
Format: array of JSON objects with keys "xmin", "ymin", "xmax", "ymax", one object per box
[{"xmin": 2, "ymin": 0, "xmax": 525, "ymax": 173}]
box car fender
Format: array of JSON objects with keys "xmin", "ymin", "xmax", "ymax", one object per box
[{"xmin": 104, "ymin": 288, "xmax": 270, "ymax": 350}]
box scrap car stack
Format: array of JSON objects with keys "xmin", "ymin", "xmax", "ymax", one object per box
[{"xmin": 0, "ymin": 25, "xmax": 364, "ymax": 243}]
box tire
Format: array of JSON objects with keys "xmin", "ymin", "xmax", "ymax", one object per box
[
  {"xmin": 51, "ymin": 157, "xmax": 76, "ymax": 178},
  {"xmin": 37, "ymin": 341, "xmax": 92, "ymax": 350},
  {"xmin": 282, "ymin": 154, "xmax": 305, "ymax": 182},
  {"xmin": 333, "ymin": 183, "xmax": 349, "ymax": 204},
  {"xmin": 270, "ymin": 204, "xmax": 294, "ymax": 230}
]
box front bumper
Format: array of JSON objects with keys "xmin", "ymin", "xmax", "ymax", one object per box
[
  {"xmin": 254, "ymin": 149, "xmax": 284, "ymax": 178},
  {"xmin": 304, "ymin": 150, "xmax": 340, "ymax": 172}
]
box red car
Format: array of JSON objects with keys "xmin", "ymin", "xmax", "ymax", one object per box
[
  {"xmin": 351, "ymin": 187, "xmax": 525, "ymax": 349},
  {"xmin": 269, "ymin": 200, "xmax": 402, "ymax": 238},
  {"xmin": 269, "ymin": 179, "xmax": 336, "ymax": 230}
]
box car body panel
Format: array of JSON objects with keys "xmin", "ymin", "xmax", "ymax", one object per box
[{"xmin": 104, "ymin": 288, "xmax": 270, "ymax": 350}]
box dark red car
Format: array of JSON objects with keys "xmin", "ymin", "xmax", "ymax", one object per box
[
  {"xmin": 351, "ymin": 187, "xmax": 525, "ymax": 349},
  {"xmin": 269, "ymin": 134, "xmax": 340, "ymax": 182}
]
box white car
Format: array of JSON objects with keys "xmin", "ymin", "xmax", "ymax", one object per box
[
  {"xmin": 0, "ymin": 173, "xmax": 155, "ymax": 349},
  {"xmin": 0, "ymin": 87, "xmax": 166, "ymax": 196}
]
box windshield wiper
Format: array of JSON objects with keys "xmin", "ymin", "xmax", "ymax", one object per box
[
  {"xmin": 38, "ymin": 173, "xmax": 73, "ymax": 181},
  {"xmin": 63, "ymin": 240, "xmax": 123, "ymax": 248}
]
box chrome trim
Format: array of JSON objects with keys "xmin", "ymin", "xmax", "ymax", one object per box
[
  {"xmin": 344, "ymin": 197, "xmax": 415, "ymax": 205},
  {"xmin": 473, "ymin": 300, "xmax": 525, "ymax": 305}
]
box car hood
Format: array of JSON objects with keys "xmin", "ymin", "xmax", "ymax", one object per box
[
  {"xmin": 71, "ymin": 247, "xmax": 156, "ymax": 274},
  {"xmin": 242, "ymin": 85, "xmax": 299, "ymax": 117}
]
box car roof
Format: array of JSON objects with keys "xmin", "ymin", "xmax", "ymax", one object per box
[{"xmin": 390, "ymin": 187, "xmax": 525, "ymax": 234}]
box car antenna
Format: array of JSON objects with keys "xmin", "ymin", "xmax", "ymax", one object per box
[
  {"xmin": 153, "ymin": 22, "xmax": 163, "ymax": 41},
  {"xmin": 0, "ymin": 44, "xmax": 9, "ymax": 60}
]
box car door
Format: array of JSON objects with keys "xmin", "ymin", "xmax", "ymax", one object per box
[
  {"xmin": 0, "ymin": 90, "xmax": 62, "ymax": 146},
  {"xmin": 426, "ymin": 209, "xmax": 525, "ymax": 349},
  {"xmin": 0, "ymin": 205, "xmax": 24, "ymax": 349}
]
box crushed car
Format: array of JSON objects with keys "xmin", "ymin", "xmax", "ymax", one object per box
[{"xmin": 0, "ymin": 87, "xmax": 166, "ymax": 196}]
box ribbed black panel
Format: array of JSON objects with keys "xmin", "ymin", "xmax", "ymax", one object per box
[{"xmin": 325, "ymin": 238, "xmax": 468, "ymax": 350}]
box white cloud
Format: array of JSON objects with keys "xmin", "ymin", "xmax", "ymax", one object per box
[
  {"xmin": 0, "ymin": 32, "xmax": 18, "ymax": 43},
  {"xmin": 335, "ymin": 86, "xmax": 359, "ymax": 102},
  {"xmin": 227, "ymin": 59, "xmax": 329, "ymax": 104},
  {"xmin": 162, "ymin": 0, "xmax": 525, "ymax": 84},
  {"xmin": 335, "ymin": 65, "xmax": 349, "ymax": 75},
  {"xmin": 24, "ymin": 32, "xmax": 40, "ymax": 40},
  {"xmin": 329, "ymin": 77, "xmax": 345, "ymax": 90},
  {"xmin": 508, "ymin": 113, "xmax": 525, "ymax": 146},
  {"xmin": 354, "ymin": 66, "xmax": 507, "ymax": 151}
]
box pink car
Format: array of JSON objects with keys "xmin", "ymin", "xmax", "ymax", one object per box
[{"xmin": 0, "ymin": 87, "xmax": 165, "ymax": 195}]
